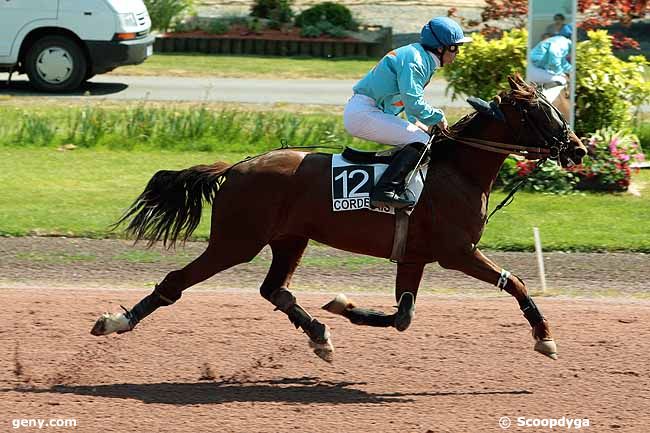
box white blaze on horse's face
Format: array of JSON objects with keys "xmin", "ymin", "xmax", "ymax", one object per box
[
  {"xmin": 535, "ymin": 98, "xmax": 587, "ymax": 166},
  {"xmin": 536, "ymin": 92, "xmax": 567, "ymax": 131}
]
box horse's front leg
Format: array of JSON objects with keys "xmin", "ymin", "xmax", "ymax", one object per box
[
  {"xmin": 439, "ymin": 247, "xmax": 557, "ymax": 360},
  {"xmin": 322, "ymin": 262, "xmax": 425, "ymax": 332},
  {"xmin": 393, "ymin": 262, "xmax": 424, "ymax": 331}
]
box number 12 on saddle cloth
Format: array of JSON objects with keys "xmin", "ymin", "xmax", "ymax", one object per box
[{"xmin": 330, "ymin": 153, "xmax": 428, "ymax": 214}]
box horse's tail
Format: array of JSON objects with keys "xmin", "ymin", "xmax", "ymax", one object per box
[{"xmin": 113, "ymin": 161, "xmax": 231, "ymax": 247}]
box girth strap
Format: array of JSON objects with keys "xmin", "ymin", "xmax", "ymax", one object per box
[{"xmin": 390, "ymin": 209, "xmax": 410, "ymax": 263}]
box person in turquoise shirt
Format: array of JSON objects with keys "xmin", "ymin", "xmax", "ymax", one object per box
[
  {"xmin": 344, "ymin": 17, "xmax": 472, "ymax": 209},
  {"xmin": 528, "ymin": 24, "xmax": 572, "ymax": 87}
]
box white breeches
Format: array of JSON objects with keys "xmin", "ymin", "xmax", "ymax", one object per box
[
  {"xmin": 343, "ymin": 94, "xmax": 431, "ymax": 147},
  {"xmin": 528, "ymin": 64, "xmax": 567, "ymax": 86}
]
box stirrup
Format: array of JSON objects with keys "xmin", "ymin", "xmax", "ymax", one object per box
[{"xmin": 370, "ymin": 190, "xmax": 415, "ymax": 209}]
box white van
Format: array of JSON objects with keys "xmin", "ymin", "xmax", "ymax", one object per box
[{"xmin": 0, "ymin": 0, "xmax": 154, "ymax": 92}]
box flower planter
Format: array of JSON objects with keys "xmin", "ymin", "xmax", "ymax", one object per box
[
  {"xmin": 574, "ymin": 177, "xmax": 628, "ymax": 192},
  {"xmin": 154, "ymin": 27, "xmax": 392, "ymax": 59}
]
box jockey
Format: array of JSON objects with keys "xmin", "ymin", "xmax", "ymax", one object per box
[
  {"xmin": 528, "ymin": 24, "xmax": 573, "ymax": 88},
  {"xmin": 344, "ymin": 17, "xmax": 471, "ymax": 209}
]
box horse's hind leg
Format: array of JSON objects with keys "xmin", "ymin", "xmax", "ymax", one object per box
[
  {"xmin": 260, "ymin": 237, "xmax": 334, "ymax": 363},
  {"xmin": 90, "ymin": 239, "xmax": 264, "ymax": 336}
]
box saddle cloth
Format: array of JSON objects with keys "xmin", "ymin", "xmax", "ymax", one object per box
[{"xmin": 331, "ymin": 149, "xmax": 428, "ymax": 215}]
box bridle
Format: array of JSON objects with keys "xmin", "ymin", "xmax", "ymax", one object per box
[
  {"xmin": 438, "ymin": 88, "xmax": 573, "ymax": 163},
  {"xmin": 436, "ymin": 86, "xmax": 576, "ymax": 227},
  {"xmin": 506, "ymin": 88, "xmax": 572, "ymax": 162},
  {"xmin": 435, "ymin": 87, "xmax": 576, "ymax": 227}
]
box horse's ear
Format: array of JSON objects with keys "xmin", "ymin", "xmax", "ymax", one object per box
[{"xmin": 507, "ymin": 75, "xmax": 518, "ymax": 90}]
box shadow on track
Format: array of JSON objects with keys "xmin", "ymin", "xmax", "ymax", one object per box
[
  {"xmin": 7, "ymin": 376, "xmax": 532, "ymax": 405},
  {"xmin": 0, "ymin": 79, "xmax": 128, "ymax": 96}
]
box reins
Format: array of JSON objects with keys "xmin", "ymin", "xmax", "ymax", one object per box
[
  {"xmin": 437, "ymin": 127, "xmax": 551, "ymax": 159},
  {"xmin": 435, "ymin": 85, "xmax": 573, "ymax": 226},
  {"xmin": 485, "ymin": 158, "xmax": 547, "ymax": 224},
  {"xmin": 438, "ymin": 122, "xmax": 549, "ymax": 225}
]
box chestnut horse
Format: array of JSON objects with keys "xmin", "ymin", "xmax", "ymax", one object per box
[{"xmin": 91, "ymin": 75, "xmax": 587, "ymax": 363}]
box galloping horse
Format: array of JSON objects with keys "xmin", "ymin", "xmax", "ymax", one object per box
[{"xmin": 91, "ymin": 75, "xmax": 587, "ymax": 363}]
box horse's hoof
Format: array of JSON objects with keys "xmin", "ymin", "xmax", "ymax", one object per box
[
  {"xmin": 309, "ymin": 339, "xmax": 334, "ymax": 363},
  {"xmin": 305, "ymin": 319, "xmax": 334, "ymax": 363},
  {"xmin": 322, "ymin": 293, "xmax": 355, "ymax": 315},
  {"xmin": 90, "ymin": 312, "xmax": 131, "ymax": 336},
  {"xmin": 534, "ymin": 339, "xmax": 558, "ymax": 360},
  {"xmin": 394, "ymin": 292, "xmax": 415, "ymax": 332}
]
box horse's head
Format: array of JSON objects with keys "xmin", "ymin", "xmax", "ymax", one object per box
[{"xmin": 488, "ymin": 74, "xmax": 587, "ymax": 167}]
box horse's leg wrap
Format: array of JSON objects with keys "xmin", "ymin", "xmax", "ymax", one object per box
[
  {"xmin": 269, "ymin": 288, "xmax": 329, "ymax": 342},
  {"xmin": 270, "ymin": 288, "xmax": 308, "ymax": 328},
  {"xmin": 518, "ymin": 295, "xmax": 545, "ymax": 328},
  {"xmin": 496, "ymin": 269, "xmax": 511, "ymax": 291},
  {"xmin": 127, "ymin": 285, "xmax": 177, "ymax": 329},
  {"xmin": 342, "ymin": 307, "xmax": 394, "ymax": 327}
]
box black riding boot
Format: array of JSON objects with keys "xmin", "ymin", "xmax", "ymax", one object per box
[{"xmin": 370, "ymin": 142, "xmax": 426, "ymax": 209}]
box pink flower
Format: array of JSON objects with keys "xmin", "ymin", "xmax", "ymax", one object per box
[
  {"xmin": 618, "ymin": 153, "xmax": 630, "ymax": 162},
  {"xmin": 635, "ymin": 153, "xmax": 646, "ymax": 162}
]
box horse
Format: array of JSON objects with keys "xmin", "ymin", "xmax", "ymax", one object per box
[{"xmin": 91, "ymin": 75, "xmax": 587, "ymax": 363}]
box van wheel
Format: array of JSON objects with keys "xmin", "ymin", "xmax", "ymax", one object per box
[{"xmin": 24, "ymin": 35, "xmax": 87, "ymax": 92}]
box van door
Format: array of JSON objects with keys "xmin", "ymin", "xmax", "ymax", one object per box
[{"xmin": 0, "ymin": 0, "xmax": 59, "ymax": 57}]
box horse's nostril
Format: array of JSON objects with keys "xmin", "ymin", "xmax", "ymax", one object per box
[{"xmin": 574, "ymin": 148, "xmax": 587, "ymax": 158}]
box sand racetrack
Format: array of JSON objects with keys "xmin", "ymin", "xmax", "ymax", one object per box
[{"xmin": 2, "ymin": 286, "xmax": 650, "ymax": 432}]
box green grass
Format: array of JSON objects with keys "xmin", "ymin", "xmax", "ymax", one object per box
[
  {"xmin": 1, "ymin": 148, "xmax": 649, "ymax": 252},
  {"xmin": 113, "ymin": 53, "xmax": 381, "ymax": 79},
  {"xmin": 0, "ymin": 104, "xmax": 378, "ymax": 153},
  {"xmin": 634, "ymin": 121, "xmax": 650, "ymax": 154},
  {"xmin": 0, "ymin": 103, "xmax": 471, "ymax": 153},
  {"xmin": 482, "ymin": 182, "xmax": 650, "ymax": 251},
  {"xmin": 0, "ymin": 148, "xmax": 224, "ymax": 238},
  {"xmin": 298, "ymin": 254, "xmax": 385, "ymax": 270}
]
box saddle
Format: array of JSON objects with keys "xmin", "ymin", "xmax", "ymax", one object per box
[
  {"xmin": 333, "ymin": 147, "xmax": 428, "ymax": 263},
  {"xmin": 341, "ymin": 147, "xmax": 399, "ymax": 165}
]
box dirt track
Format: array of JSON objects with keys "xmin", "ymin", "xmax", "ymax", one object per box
[
  {"xmin": 2, "ymin": 237, "xmax": 650, "ymax": 432},
  {"xmin": 2, "ymin": 289, "xmax": 650, "ymax": 432}
]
